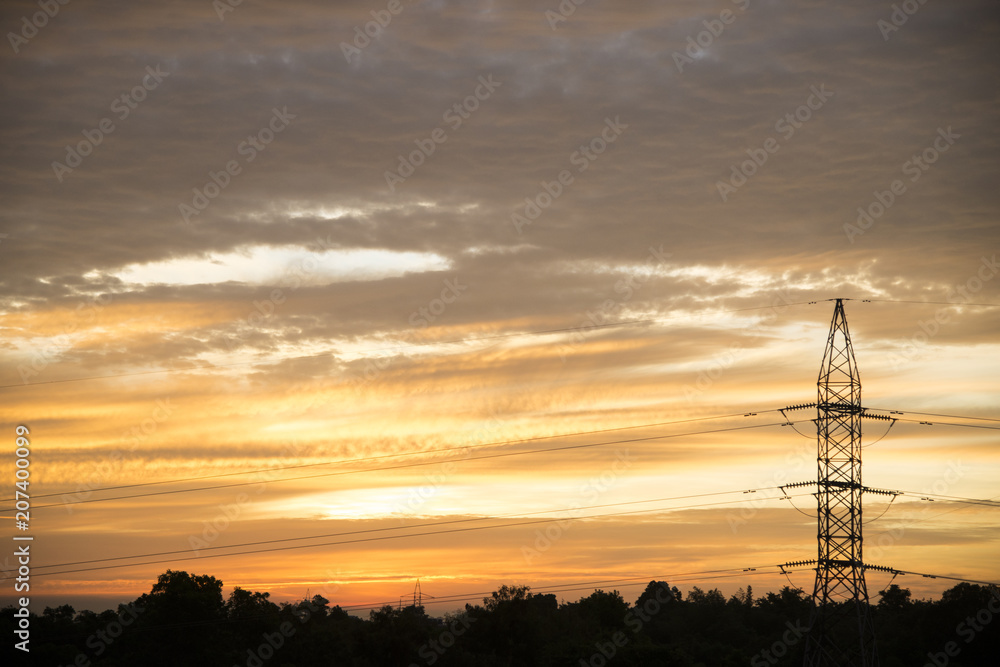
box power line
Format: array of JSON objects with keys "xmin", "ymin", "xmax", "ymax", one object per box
[
  {"xmin": 336, "ymin": 569, "xmax": 781, "ymax": 612},
  {"xmin": 861, "ymin": 419, "xmax": 896, "ymax": 449},
  {"xmin": 10, "ymin": 421, "xmax": 790, "ymax": 511},
  {"xmin": 27, "ymin": 488, "xmax": 803, "ymax": 572},
  {"xmin": 6, "ymin": 407, "xmax": 992, "ymax": 514},
  {"xmin": 357, "ymin": 570, "xmax": 782, "ymax": 612},
  {"xmin": 891, "ymin": 418, "xmax": 1000, "ymax": 431},
  {"xmin": 11, "ymin": 484, "xmax": 992, "ymax": 577},
  {"xmin": 859, "ymin": 299, "xmax": 1000, "ymax": 308},
  {"xmin": 19, "ymin": 494, "xmax": 815, "ymax": 579},
  {"xmin": 863, "ymin": 495, "xmax": 898, "ymax": 525},
  {"xmin": 3, "ymin": 410, "xmax": 782, "ymax": 504},
  {"xmin": 774, "ymin": 486, "xmax": 999, "ymax": 512},
  {"xmin": 777, "ymin": 404, "xmax": 1000, "ymax": 429},
  {"xmin": 9, "ymin": 412, "xmax": 995, "ymax": 515},
  {"xmin": 895, "ymin": 490, "xmax": 1000, "ymax": 509},
  {"xmin": 865, "ymin": 408, "xmax": 1000, "ymax": 424},
  {"xmin": 869, "ymin": 494, "xmax": 1000, "ymax": 541},
  {"xmin": 782, "ymin": 562, "xmax": 999, "ymax": 588}
]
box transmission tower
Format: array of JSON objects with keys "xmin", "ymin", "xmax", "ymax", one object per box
[{"xmin": 801, "ymin": 298, "xmax": 878, "ymax": 666}]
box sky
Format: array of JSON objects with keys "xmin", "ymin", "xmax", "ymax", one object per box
[{"xmin": 1, "ymin": 0, "xmax": 998, "ymax": 617}]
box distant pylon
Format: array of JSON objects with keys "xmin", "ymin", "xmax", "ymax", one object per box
[
  {"xmin": 398, "ymin": 580, "xmax": 434, "ymax": 609},
  {"xmin": 802, "ymin": 299, "xmax": 879, "ymax": 666}
]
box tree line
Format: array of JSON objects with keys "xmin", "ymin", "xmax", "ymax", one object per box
[{"xmin": 3, "ymin": 569, "xmax": 998, "ymax": 666}]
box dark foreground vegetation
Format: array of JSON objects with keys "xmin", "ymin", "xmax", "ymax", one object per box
[{"xmin": 4, "ymin": 570, "xmax": 998, "ymax": 666}]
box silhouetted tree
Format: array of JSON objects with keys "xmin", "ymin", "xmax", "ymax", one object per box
[{"xmin": 130, "ymin": 570, "xmax": 227, "ymax": 667}]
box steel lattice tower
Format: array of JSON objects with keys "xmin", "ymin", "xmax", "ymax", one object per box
[{"xmin": 802, "ymin": 299, "xmax": 879, "ymax": 667}]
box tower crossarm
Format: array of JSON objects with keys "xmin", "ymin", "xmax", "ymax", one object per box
[
  {"xmin": 861, "ymin": 486, "xmax": 900, "ymax": 497},
  {"xmin": 860, "ymin": 411, "xmax": 895, "ymax": 422}
]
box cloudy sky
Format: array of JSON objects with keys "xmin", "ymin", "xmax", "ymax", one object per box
[{"xmin": 1, "ymin": 0, "xmax": 998, "ymax": 615}]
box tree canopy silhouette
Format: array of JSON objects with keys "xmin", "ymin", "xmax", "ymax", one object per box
[{"xmin": 3, "ymin": 571, "xmax": 997, "ymax": 666}]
